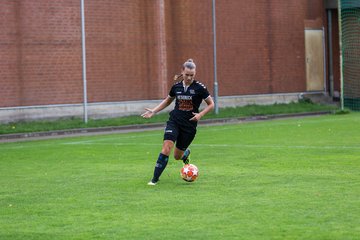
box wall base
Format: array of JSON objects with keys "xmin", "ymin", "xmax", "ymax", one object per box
[{"xmin": 0, "ymin": 93, "xmax": 306, "ymax": 123}]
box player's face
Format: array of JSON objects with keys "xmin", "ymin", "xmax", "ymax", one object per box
[{"xmin": 182, "ymin": 68, "xmax": 196, "ymax": 85}]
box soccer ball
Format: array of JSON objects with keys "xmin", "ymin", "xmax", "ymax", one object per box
[{"xmin": 180, "ymin": 164, "xmax": 199, "ymax": 182}]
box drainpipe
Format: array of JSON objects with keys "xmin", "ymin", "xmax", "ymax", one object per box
[
  {"xmin": 327, "ymin": 9, "xmax": 334, "ymax": 97},
  {"xmin": 80, "ymin": 0, "xmax": 88, "ymax": 123},
  {"xmin": 158, "ymin": 0, "xmax": 167, "ymax": 97},
  {"xmin": 212, "ymin": 0, "xmax": 219, "ymax": 114}
]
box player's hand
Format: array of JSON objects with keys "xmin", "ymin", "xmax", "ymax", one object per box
[
  {"xmin": 189, "ymin": 112, "xmax": 202, "ymax": 122},
  {"xmin": 141, "ymin": 108, "xmax": 155, "ymax": 118}
]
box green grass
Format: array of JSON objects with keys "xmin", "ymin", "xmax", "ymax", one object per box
[
  {"xmin": 1, "ymin": 113, "xmax": 359, "ymax": 239},
  {"xmin": 0, "ymin": 101, "xmax": 338, "ymax": 135}
]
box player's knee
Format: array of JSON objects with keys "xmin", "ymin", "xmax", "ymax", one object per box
[
  {"xmin": 161, "ymin": 147, "xmax": 171, "ymax": 156},
  {"xmin": 161, "ymin": 141, "xmax": 173, "ymax": 155}
]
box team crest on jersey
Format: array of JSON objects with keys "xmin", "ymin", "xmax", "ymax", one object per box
[{"xmin": 190, "ymin": 89, "xmax": 195, "ymax": 94}]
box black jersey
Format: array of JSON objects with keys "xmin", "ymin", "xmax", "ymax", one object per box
[{"xmin": 168, "ymin": 80, "xmax": 210, "ymax": 125}]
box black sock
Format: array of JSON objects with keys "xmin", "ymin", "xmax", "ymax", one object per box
[{"xmin": 152, "ymin": 153, "xmax": 169, "ymax": 183}]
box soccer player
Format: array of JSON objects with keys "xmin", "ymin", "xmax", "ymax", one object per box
[{"xmin": 141, "ymin": 59, "xmax": 214, "ymax": 185}]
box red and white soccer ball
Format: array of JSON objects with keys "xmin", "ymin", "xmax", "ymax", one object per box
[{"xmin": 180, "ymin": 164, "xmax": 199, "ymax": 182}]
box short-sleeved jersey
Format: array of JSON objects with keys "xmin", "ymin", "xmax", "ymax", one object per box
[{"xmin": 168, "ymin": 80, "xmax": 210, "ymax": 126}]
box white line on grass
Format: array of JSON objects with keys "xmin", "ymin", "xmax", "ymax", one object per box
[
  {"xmin": 64, "ymin": 116, "xmax": 358, "ymax": 145},
  {"xmin": 49, "ymin": 116, "xmax": 358, "ymax": 146},
  {"xmin": 2, "ymin": 141, "xmax": 359, "ymax": 151},
  {"xmin": 193, "ymin": 143, "xmax": 360, "ymax": 150},
  {"xmin": 62, "ymin": 133, "xmax": 161, "ymax": 145},
  {"xmin": 61, "ymin": 142, "xmax": 360, "ymax": 150},
  {"xmin": 0, "ymin": 133, "xmax": 162, "ymax": 149}
]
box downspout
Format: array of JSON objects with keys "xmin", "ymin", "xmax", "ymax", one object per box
[
  {"xmin": 80, "ymin": 0, "xmax": 88, "ymax": 123},
  {"xmin": 212, "ymin": 0, "xmax": 219, "ymax": 114},
  {"xmin": 158, "ymin": 0, "xmax": 167, "ymax": 97},
  {"xmin": 327, "ymin": 9, "xmax": 334, "ymax": 97}
]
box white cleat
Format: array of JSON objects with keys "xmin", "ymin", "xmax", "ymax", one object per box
[{"xmin": 147, "ymin": 181, "xmax": 157, "ymax": 186}]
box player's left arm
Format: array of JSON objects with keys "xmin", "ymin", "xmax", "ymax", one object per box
[{"xmin": 190, "ymin": 96, "xmax": 214, "ymax": 122}]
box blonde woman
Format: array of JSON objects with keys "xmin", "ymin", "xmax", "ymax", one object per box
[{"xmin": 141, "ymin": 59, "xmax": 214, "ymax": 185}]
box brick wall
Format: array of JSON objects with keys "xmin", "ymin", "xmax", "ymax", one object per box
[
  {"xmin": 0, "ymin": 0, "xmax": 83, "ymax": 107},
  {"xmin": 0, "ymin": 0, "xmax": 327, "ymax": 108},
  {"xmin": 0, "ymin": 1, "xmax": 21, "ymax": 107}
]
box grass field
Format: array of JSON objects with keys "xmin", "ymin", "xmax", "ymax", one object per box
[{"xmin": 0, "ymin": 113, "xmax": 359, "ymax": 239}]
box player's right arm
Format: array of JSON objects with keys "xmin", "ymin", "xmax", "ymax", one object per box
[{"xmin": 141, "ymin": 96, "xmax": 174, "ymax": 119}]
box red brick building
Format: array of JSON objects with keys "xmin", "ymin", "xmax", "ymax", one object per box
[{"xmin": 0, "ymin": 0, "xmax": 340, "ymax": 122}]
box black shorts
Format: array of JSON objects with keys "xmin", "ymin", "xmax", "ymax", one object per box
[{"xmin": 163, "ymin": 120, "xmax": 196, "ymax": 151}]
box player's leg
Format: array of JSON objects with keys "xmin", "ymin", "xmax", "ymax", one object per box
[
  {"xmin": 174, "ymin": 126, "xmax": 196, "ymax": 164},
  {"xmin": 148, "ymin": 121, "xmax": 178, "ymax": 185},
  {"xmin": 174, "ymin": 147, "xmax": 191, "ymax": 164},
  {"xmin": 173, "ymin": 148, "xmax": 184, "ymax": 160},
  {"xmin": 148, "ymin": 140, "xmax": 174, "ymax": 185}
]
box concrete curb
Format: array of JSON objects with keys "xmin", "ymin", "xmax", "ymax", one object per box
[{"xmin": 0, "ymin": 111, "xmax": 333, "ymax": 143}]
